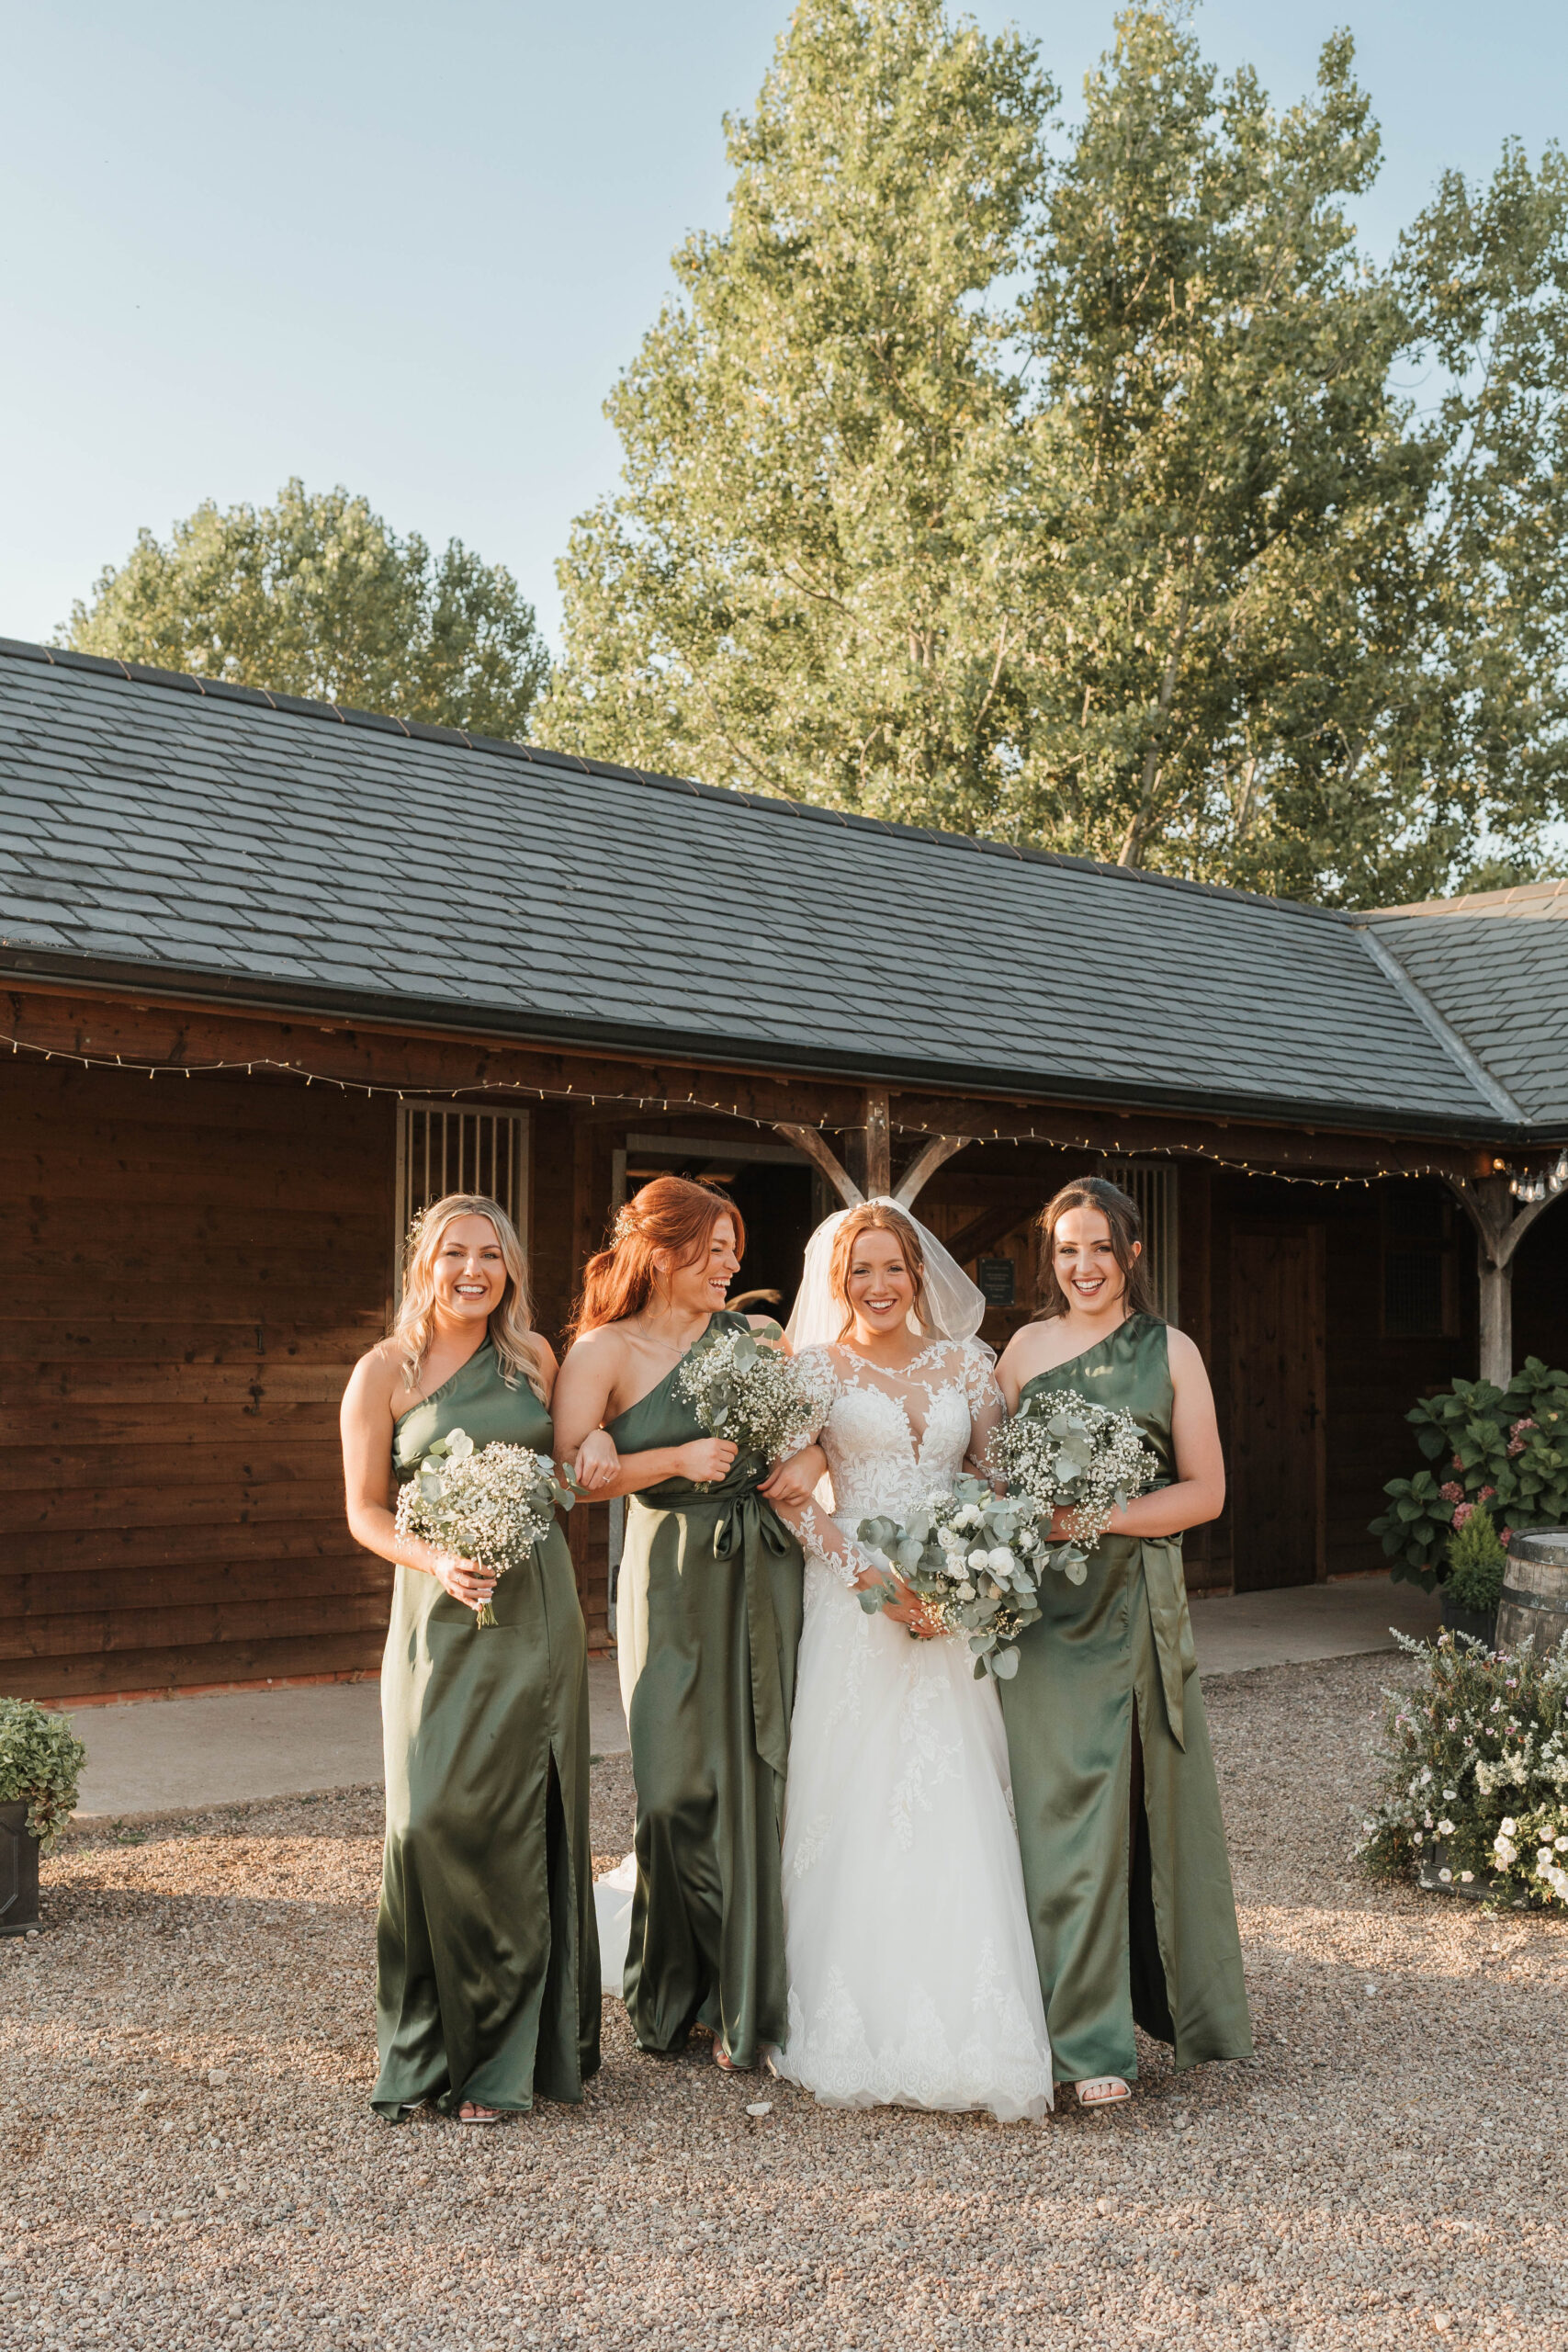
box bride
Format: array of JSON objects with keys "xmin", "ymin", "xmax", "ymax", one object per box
[{"xmin": 761, "ymin": 1198, "xmax": 1053, "ymax": 2121}]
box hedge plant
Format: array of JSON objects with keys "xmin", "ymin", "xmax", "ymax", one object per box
[{"xmin": 1369, "ymin": 1357, "xmax": 1568, "ymax": 1589}]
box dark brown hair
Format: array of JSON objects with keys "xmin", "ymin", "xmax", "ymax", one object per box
[
  {"xmin": 1033, "ymin": 1175, "xmax": 1160, "ymax": 1323},
  {"xmin": 573, "ymin": 1175, "xmax": 744, "ymax": 1335},
  {"xmin": 828, "ymin": 1201, "xmax": 930, "ymax": 1340}
]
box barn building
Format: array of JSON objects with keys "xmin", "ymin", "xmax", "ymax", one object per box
[{"xmin": 3, "ymin": 636, "xmax": 1566, "ymax": 1703}]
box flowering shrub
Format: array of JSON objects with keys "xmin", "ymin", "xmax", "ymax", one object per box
[
  {"xmin": 1369, "ymin": 1358, "xmax": 1568, "ymax": 1587},
  {"xmin": 1359, "ymin": 1631, "xmax": 1568, "ymax": 1907}
]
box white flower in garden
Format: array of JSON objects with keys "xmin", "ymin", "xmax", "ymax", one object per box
[
  {"xmin": 1501, "ymin": 1817, "xmax": 1517, "ymax": 1837},
  {"xmin": 1495, "ymin": 1838, "xmax": 1518, "ymax": 1866},
  {"xmin": 1438, "ymin": 1868, "xmax": 1452, "ymax": 1883},
  {"xmin": 1555, "ymin": 1837, "xmax": 1568, "ymax": 1851},
  {"xmin": 1438, "ymin": 1819, "xmax": 1455, "ymax": 1837},
  {"xmin": 1461, "ymin": 1871, "xmax": 1474, "ymax": 1883}
]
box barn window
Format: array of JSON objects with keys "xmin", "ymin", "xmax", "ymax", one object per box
[
  {"xmin": 1382, "ymin": 1184, "xmax": 1455, "ymax": 1338},
  {"xmin": 394, "ymin": 1102, "xmax": 531, "ymax": 1302},
  {"xmin": 1098, "ymin": 1159, "xmax": 1179, "ymax": 1321}
]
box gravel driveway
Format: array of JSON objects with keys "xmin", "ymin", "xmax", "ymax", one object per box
[{"xmin": 4, "ymin": 1652, "xmax": 1565, "ymax": 2350}]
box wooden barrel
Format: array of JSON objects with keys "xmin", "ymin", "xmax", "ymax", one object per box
[{"xmin": 1497, "ymin": 1529, "xmax": 1568, "ymax": 1656}]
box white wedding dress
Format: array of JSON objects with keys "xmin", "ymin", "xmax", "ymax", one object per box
[{"xmin": 770, "ymin": 1339, "xmax": 1053, "ymax": 2121}]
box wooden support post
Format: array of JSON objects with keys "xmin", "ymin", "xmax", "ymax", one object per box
[
  {"xmin": 1446, "ymin": 1172, "xmax": 1564, "ymax": 1388},
  {"xmin": 773, "ymin": 1122, "xmax": 863, "ymax": 1207},
  {"xmin": 863, "ymin": 1089, "xmax": 892, "ymax": 1199},
  {"xmin": 894, "ymin": 1134, "xmax": 971, "ymax": 1207}
]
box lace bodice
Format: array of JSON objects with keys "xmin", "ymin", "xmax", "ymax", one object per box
[{"xmin": 778, "ymin": 1339, "xmax": 1003, "ymax": 1588}]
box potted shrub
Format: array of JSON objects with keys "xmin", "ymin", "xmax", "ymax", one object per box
[
  {"xmin": 1359, "ymin": 1630, "xmax": 1568, "ymax": 1907},
  {"xmin": 1440, "ymin": 1505, "xmax": 1506, "ymax": 1645},
  {"xmin": 1369, "ymin": 1357, "xmax": 1568, "ymax": 1588},
  {"xmin": 0, "ymin": 1699, "xmax": 86, "ymax": 1935}
]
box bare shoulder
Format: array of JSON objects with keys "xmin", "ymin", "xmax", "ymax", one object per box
[
  {"xmin": 344, "ymin": 1336, "xmax": 401, "ymax": 1409},
  {"xmin": 1162, "ymin": 1324, "xmax": 1210, "ymax": 1383},
  {"xmin": 563, "ymin": 1320, "xmax": 630, "ymax": 1365},
  {"xmin": 997, "ymin": 1317, "xmax": 1056, "ymax": 1377}
]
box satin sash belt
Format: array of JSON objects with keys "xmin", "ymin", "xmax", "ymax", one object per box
[
  {"xmin": 636, "ymin": 1481, "xmax": 795, "ymax": 1781},
  {"xmin": 1140, "ymin": 1534, "xmax": 1196, "ymax": 1749}
]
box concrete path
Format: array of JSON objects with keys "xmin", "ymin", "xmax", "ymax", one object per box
[{"xmin": 64, "ymin": 1574, "xmax": 1439, "ymax": 1821}]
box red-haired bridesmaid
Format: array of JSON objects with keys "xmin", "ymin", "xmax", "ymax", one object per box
[{"xmin": 553, "ymin": 1176, "xmax": 805, "ymax": 2072}]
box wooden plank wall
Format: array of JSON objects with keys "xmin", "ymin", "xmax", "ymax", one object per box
[{"xmin": 1, "ymin": 1060, "xmax": 396, "ymax": 1702}]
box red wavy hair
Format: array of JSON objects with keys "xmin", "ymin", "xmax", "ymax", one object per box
[{"xmin": 573, "ymin": 1174, "xmax": 745, "ymax": 1335}]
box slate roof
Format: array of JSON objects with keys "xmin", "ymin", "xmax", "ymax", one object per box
[
  {"xmin": 0, "ymin": 637, "xmax": 1529, "ymax": 1139},
  {"xmin": 1359, "ymin": 883, "xmax": 1568, "ymax": 1129}
]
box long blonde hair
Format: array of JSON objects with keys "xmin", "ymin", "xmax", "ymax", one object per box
[{"xmin": 389, "ymin": 1193, "xmax": 542, "ymax": 1393}]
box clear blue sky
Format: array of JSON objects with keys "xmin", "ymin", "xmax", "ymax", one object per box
[{"xmin": 3, "ymin": 0, "xmax": 1563, "ymax": 652}]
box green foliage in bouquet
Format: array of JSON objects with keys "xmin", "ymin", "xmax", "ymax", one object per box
[
  {"xmin": 857, "ymin": 1474, "xmax": 1047, "ymax": 1679},
  {"xmin": 1368, "ymin": 1359, "xmax": 1568, "ymax": 1588},
  {"xmin": 1358, "ymin": 1632, "xmax": 1568, "ymax": 1907},
  {"xmin": 1445, "ymin": 1505, "xmax": 1507, "ymax": 1616},
  {"xmin": 0, "ymin": 1697, "xmax": 87, "ymax": 1849},
  {"xmin": 394, "ymin": 1428, "xmax": 576, "ymax": 1628},
  {"xmin": 675, "ymin": 1318, "xmax": 810, "ymax": 1474}
]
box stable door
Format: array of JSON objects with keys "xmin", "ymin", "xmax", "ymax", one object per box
[{"xmin": 1228, "ymin": 1225, "xmax": 1326, "ymax": 1590}]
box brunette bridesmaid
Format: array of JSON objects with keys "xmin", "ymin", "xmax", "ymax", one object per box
[
  {"xmin": 341, "ymin": 1193, "xmax": 609, "ymax": 2121},
  {"xmin": 995, "ymin": 1176, "xmax": 1252, "ymax": 2106},
  {"xmin": 552, "ymin": 1176, "xmax": 805, "ymax": 2072}
]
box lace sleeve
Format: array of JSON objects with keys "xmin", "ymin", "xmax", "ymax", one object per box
[
  {"xmin": 776, "ymin": 1498, "xmax": 886, "ymax": 1590},
  {"xmin": 787, "ymin": 1345, "xmax": 838, "ymax": 1451},
  {"xmin": 961, "ymin": 1337, "xmax": 1005, "ymax": 1477}
]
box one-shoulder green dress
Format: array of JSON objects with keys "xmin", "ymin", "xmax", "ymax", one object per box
[
  {"xmin": 999, "ymin": 1314, "xmax": 1252, "ymax": 2086},
  {"xmin": 373, "ymin": 1336, "xmax": 601, "ymax": 2119},
  {"xmin": 607, "ymin": 1311, "xmax": 805, "ymax": 2068}
]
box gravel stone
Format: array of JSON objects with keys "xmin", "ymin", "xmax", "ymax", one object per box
[{"xmin": 4, "ymin": 1654, "xmax": 1564, "ymax": 2348}]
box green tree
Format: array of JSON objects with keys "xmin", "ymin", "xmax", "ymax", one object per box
[
  {"xmin": 540, "ymin": 0, "xmax": 1055, "ymax": 830},
  {"xmin": 547, "ymin": 1, "xmax": 1568, "ymax": 907},
  {"xmin": 65, "ymin": 479, "xmax": 549, "ymax": 741}
]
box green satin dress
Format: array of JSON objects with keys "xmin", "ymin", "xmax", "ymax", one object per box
[
  {"xmin": 373, "ymin": 1336, "xmax": 601, "ymax": 2119},
  {"xmin": 999, "ymin": 1313, "xmax": 1252, "ymax": 2085},
  {"xmin": 608, "ymin": 1311, "xmax": 805, "ymax": 2068}
]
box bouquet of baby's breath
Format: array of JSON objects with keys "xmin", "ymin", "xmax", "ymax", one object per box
[
  {"xmin": 676, "ymin": 1318, "xmax": 813, "ymax": 1479},
  {"xmin": 989, "ymin": 1393, "xmax": 1159, "ymax": 1583},
  {"xmin": 856, "ymin": 1475, "xmax": 1049, "ymax": 1680},
  {"xmin": 394, "ymin": 1427, "xmax": 574, "ymax": 1627}
]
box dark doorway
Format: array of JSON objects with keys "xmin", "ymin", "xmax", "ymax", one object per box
[{"xmin": 1228, "ymin": 1224, "xmax": 1326, "ymax": 1590}]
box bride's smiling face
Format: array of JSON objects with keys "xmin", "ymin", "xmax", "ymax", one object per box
[
  {"xmin": 1052, "ymin": 1204, "xmax": 1137, "ymax": 1316},
  {"xmin": 842, "ymin": 1228, "xmax": 917, "ymax": 1340}
]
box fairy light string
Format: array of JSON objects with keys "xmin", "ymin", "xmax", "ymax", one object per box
[{"xmin": 1, "ymin": 1025, "xmax": 1510, "ymax": 1191}]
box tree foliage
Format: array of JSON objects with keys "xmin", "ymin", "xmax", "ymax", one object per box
[
  {"xmin": 66, "ymin": 479, "xmax": 549, "ymax": 741},
  {"xmin": 544, "ymin": 1, "xmax": 1568, "ymax": 906}
]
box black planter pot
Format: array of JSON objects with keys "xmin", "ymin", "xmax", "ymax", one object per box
[
  {"xmin": 0, "ymin": 1800, "xmax": 41, "ymax": 1935},
  {"xmin": 1439, "ymin": 1590, "xmax": 1497, "ymax": 1646}
]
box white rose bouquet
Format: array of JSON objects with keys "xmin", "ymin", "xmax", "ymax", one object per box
[
  {"xmin": 394, "ymin": 1426, "xmax": 574, "ymax": 1628},
  {"xmin": 676, "ymin": 1318, "xmax": 814, "ymax": 1480},
  {"xmin": 855, "ymin": 1475, "xmax": 1049, "ymax": 1680},
  {"xmin": 989, "ymin": 1392, "xmax": 1159, "ymax": 1583}
]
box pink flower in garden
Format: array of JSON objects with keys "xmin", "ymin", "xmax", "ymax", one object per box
[
  {"xmin": 1452, "ymin": 1453, "xmax": 1465, "ymax": 1473},
  {"xmin": 1478, "ymin": 1485, "xmax": 1496, "ymax": 1503},
  {"xmin": 1501, "ymin": 1528, "xmax": 1513, "ymax": 1546},
  {"xmin": 1507, "ymin": 1418, "xmax": 1537, "ymax": 1456},
  {"xmin": 1439, "ymin": 1482, "xmax": 1463, "ymax": 1503},
  {"xmin": 1451, "ymin": 1502, "xmax": 1475, "ymax": 1531}
]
